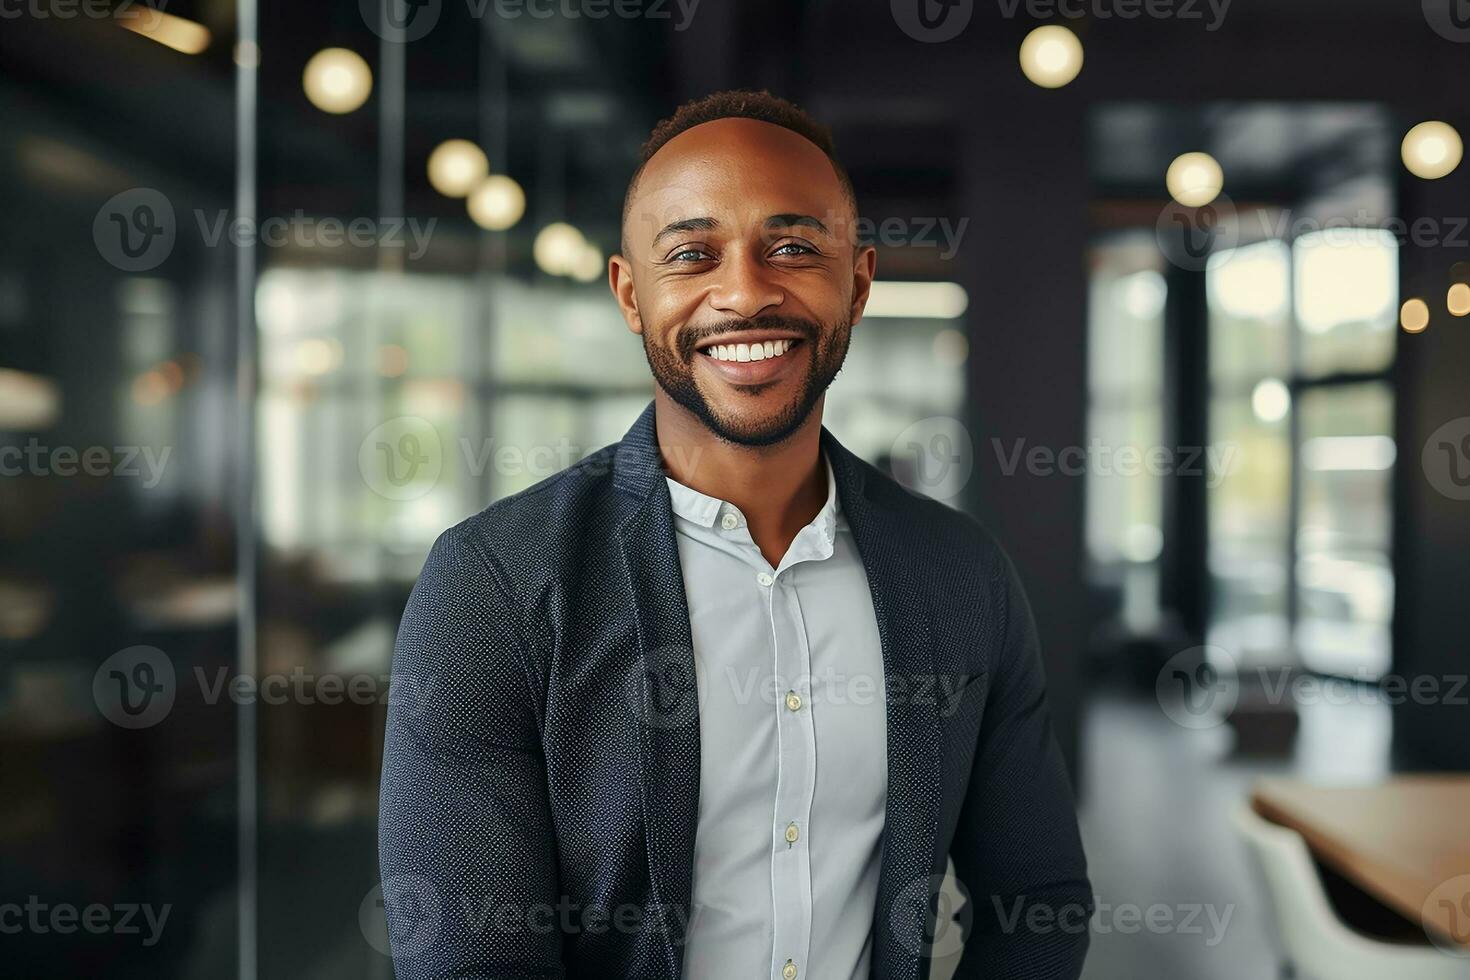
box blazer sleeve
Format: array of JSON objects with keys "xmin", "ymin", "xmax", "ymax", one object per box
[
  {"xmin": 948, "ymin": 549, "xmax": 1093, "ymax": 978},
  {"xmin": 378, "ymin": 524, "xmax": 566, "ymax": 979}
]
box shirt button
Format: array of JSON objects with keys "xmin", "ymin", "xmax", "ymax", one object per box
[
  {"xmin": 784, "ymin": 822, "xmax": 799, "ymax": 844},
  {"xmin": 785, "ymin": 691, "xmax": 802, "ymax": 711},
  {"xmin": 720, "ymin": 512, "xmax": 738, "ymax": 530},
  {"xmin": 782, "ymin": 960, "xmax": 798, "ymax": 980},
  {"xmin": 756, "ymin": 572, "xmax": 774, "ymax": 587}
]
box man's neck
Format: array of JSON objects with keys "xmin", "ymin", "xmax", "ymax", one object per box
[{"xmin": 653, "ymin": 390, "xmax": 828, "ymax": 568}]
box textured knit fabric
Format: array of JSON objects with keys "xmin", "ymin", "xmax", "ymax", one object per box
[
  {"xmin": 664, "ymin": 453, "xmax": 887, "ymax": 979},
  {"xmin": 378, "ymin": 401, "xmax": 1093, "ymax": 980}
]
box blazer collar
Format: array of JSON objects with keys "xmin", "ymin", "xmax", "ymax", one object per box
[{"xmin": 613, "ymin": 401, "xmax": 942, "ymax": 980}]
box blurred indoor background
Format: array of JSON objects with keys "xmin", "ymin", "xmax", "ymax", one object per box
[{"xmin": 2, "ymin": 0, "xmax": 1469, "ymax": 977}]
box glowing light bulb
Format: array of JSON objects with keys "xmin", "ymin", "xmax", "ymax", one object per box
[
  {"xmin": 1019, "ymin": 25, "xmax": 1083, "ymax": 88},
  {"xmin": 467, "ymin": 175, "xmax": 526, "ymax": 230},
  {"xmin": 1448, "ymin": 282, "xmax": 1470, "ymax": 318},
  {"xmin": 1251, "ymin": 378, "xmax": 1290, "ymax": 423},
  {"xmin": 569, "ymin": 243, "xmax": 605, "ymax": 283},
  {"xmin": 1167, "ymin": 152, "xmax": 1224, "ymax": 207},
  {"xmin": 427, "ymin": 140, "xmax": 489, "ymax": 198},
  {"xmin": 303, "ymin": 48, "xmax": 372, "ymax": 114},
  {"xmin": 1402, "ymin": 121, "xmax": 1462, "ymax": 180},
  {"xmin": 1400, "ymin": 297, "xmax": 1430, "ymax": 333},
  {"xmin": 534, "ymin": 223, "xmax": 586, "ymax": 275}
]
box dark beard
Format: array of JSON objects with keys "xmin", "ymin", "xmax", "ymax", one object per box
[{"xmin": 642, "ymin": 313, "xmax": 851, "ymax": 447}]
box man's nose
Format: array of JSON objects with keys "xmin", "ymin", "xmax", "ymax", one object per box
[{"xmin": 706, "ymin": 249, "xmax": 784, "ymax": 320}]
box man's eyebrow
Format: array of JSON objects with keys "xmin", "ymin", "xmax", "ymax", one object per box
[
  {"xmin": 651, "ymin": 216, "xmax": 719, "ymax": 247},
  {"xmin": 765, "ymin": 213, "xmax": 832, "ymax": 236}
]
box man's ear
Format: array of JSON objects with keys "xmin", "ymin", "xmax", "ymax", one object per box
[
  {"xmin": 608, "ymin": 254, "xmax": 643, "ymax": 336},
  {"xmin": 849, "ymin": 244, "xmax": 877, "ymax": 326}
]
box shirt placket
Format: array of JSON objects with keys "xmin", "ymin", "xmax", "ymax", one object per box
[
  {"xmin": 713, "ymin": 501, "xmax": 823, "ymax": 980},
  {"xmin": 769, "ymin": 540, "xmax": 822, "ymax": 980}
]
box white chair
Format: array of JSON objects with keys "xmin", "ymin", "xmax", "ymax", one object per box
[{"xmin": 1231, "ymin": 802, "xmax": 1470, "ymax": 980}]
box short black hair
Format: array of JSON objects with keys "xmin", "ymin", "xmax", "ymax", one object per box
[{"xmin": 620, "ymin": 89, "xmax": 858, "ymax": 254}]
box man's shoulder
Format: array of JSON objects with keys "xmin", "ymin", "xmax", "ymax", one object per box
[
  {"xmin": 421, "ymin": 440, "xmax": 628, "ymax": 598},
  {"xmin": 466, "ymin": 441, "xmax": 624, "ymax": 534}
]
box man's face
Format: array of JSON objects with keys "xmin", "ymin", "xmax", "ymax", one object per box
[{"xmin": 611, "ymin": 117, "xmax": 876, "ymax": 446}]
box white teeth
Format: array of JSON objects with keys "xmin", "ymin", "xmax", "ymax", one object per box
[{"xmin": 702, "ymin": 339, "xmax": 798, "ymax": 361}]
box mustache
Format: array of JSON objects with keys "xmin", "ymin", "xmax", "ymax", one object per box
[{"xmin": 675, "ymin": 315, "xmax": 821, "ymax": 363}]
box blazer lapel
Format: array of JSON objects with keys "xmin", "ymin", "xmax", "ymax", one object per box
[
  {"xmin": 612, "ymin": 405, "xmax": 702, "ymax": 979},
  {"xmin": 824, "ymin": 431, "xmax": 944, "ymax": 980}
]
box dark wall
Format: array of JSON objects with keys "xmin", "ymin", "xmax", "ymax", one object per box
[
  {"xmin": 1394, "ymin": 161, "xmax": 1470, "ymax": 771},
  {"xmin": 958, "ymin": 83, "xmax": 1091, "ymax": 785}
]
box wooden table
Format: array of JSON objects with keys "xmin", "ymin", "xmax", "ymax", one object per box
[{"xmin": 1252, "ymin": 775, "xmax": 1470, "ymax": 949}]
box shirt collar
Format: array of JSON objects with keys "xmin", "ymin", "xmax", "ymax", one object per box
[{"xmin": 664, "ymin": 452, "xmax": 841, "ymax": 533}]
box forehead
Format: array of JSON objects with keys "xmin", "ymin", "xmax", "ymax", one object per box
[{"xmin": 628, "ymin": 117, "xmax": 849, "ymax": 244}]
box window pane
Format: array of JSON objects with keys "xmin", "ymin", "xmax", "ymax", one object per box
[
  {"xmin": 1085, "ymin": 238, "xmax": 1166, "ymax": 602},
  {"xmin": 823, "ymin": 316, "xmax": 968, "ymax": 490},
  {"xmin": 1293, "ymin": 229, "xmax": 1397, "ymax": 377},
  {"xmin": 491, "ymin": 279, "xmax": 648, "ymax": 387},
  {"xmin": 1089, "ymin": 266, "xmax": 1165, "ymax": 397},
  {"xmin": 1295, "ymin": 383, "xmax": 1394, "ymax": 677},
  {"xmin": 485, "ymin": 394, "xmax": 589, "ymax": 501},
  {"xmin": 1086, "ymin": 404, "xmax": 1165, "ymax": 565},
  {"xmin": 1207, "ymin": 394, "xmax": 1291, "ymax": 665},
  {"xmin": 1207, "ymin": 239, "xmax": 1291, "ymax": 389}
]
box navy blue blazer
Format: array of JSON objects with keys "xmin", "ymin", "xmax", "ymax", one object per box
[{"xmin": 379, "ymin": 402, "xmax": 1091, "ymax": 979}]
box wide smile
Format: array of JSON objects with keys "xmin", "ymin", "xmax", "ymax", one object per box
[{"xmin": 694, "ymin": 332, "xmax": 808, "ymax": 386}]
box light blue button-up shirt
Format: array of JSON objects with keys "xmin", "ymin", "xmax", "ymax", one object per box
[{"xmin": 666, "ymin": 454, "xmax": 888, "ymax": 980}]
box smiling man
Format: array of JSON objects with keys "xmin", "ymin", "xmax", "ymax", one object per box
[{"xmin": 379, "ymin": 91, "xmax": 1091, "ymax": 980}]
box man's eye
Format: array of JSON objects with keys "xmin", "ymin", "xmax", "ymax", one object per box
[
  {"xmin": 772, "ymin": 242, "xmax": 817, "ymax": 256},
  {"xmin": 671, "ymin": 248, "xmax": 712, "ymax": 262}
]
